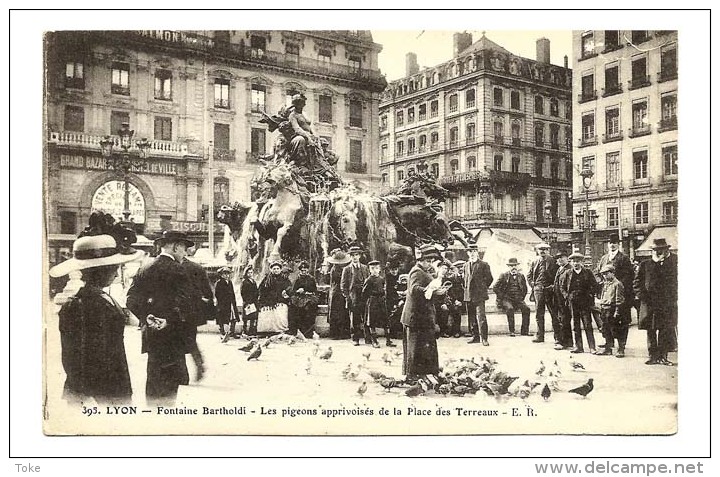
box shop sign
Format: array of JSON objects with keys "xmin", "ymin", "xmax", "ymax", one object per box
[
  {"xmin": 59, "ymin": 153, "xmax": 181, "ymax": 176},
  {"xmin": 169, "ymin": 221, "xmax": 225, "ymax": 234},
  {"xmin": 92, "ymin": 180, "xmax": 146, "ymax": 224}
]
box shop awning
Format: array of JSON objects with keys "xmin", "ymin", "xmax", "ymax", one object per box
[
  {"xmin": 636, "ymin": 226, "xmax": 678, "ymax": 255},
  {"xmin": 533, "ymin": 227, "xmax": 574, "ymax": 242},
  {"xmin": 491, "ymin": 228, "xmax": 543, "ymax": 247}
]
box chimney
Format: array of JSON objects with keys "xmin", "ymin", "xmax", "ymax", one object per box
[
  {"xmin": 406, "ymin": 52, "xmax": 419, "ymax": 76},
  {"xmin": 536, "ymin": 37, "xmax": 550, "ymax": 64},
  {"xmin": 564, "ymin": 55, "xmax": 568, "ymax": 68},
  {"xmin": 453, "ymin": 31, "xmax": 473, "ymax": 57}
]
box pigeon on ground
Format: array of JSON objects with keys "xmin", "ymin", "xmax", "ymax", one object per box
[
  {"xmin": 357, "ymin": 381, "xmax": 368, "ymax": 397},
  {"xmin": 346, "ymin": 365, "xmax": 362, "ymax": 381},
  {"xmin": 341, "ymin": 363, "xmax": 353, "ymax": 378},
  {"xmin": 367, "ymin": 369, "xmax": 388, "ymax": 381},
  {"xmin": 312, "ymin": 342, "xmax": 320, "ymax": 356},
  {"xmin": 568, "ymin": 378, "xmax": 594, "ymax": 398},
  {"xmin": 482, "ymin": 382, "xmax": 502, "ymax": 396},
  {"xmin": 541, "ymin": 383, "xmax": 551, "ymax": 401},
  {"xmin": 312, "ymin": 331, "xmax": 320, "ymax": 341},
  {"xmin": 436, "ymin": 383, "xmax": 452, "ymax": 396},
  {"xmin": 382, "ymin": 353, "xmax": 393, "ymax": 366},
  {"xmin": 305, "ymin": 357, "xmax": 312, "ymax": 375},
  {"xmin": 380, "ymin": 378, "xmax": 397, "ymax": 392},
  {"xmin": 405, "ymin": 380, "xmax": 427, "ymax": 397},
  {"xmin": 247, "ymin": 345, "xmax": 262, "ymax": 361},
  {"xmin": 262, "ymin": 338, "xmax": 272, "ymax": 348},
  {"xmin": 238, "ymin": 339, "xmax": 257, "ymax": 352},
  {"xmin": 287, "ymin": 336, "xmax": 297, "ymax": 346},
  {"xmin": 535, "ymin": 361, "xmax": 546, "ymax": 376},
  {"xmin": 570, "ymin": 357, "xmax": 585, "ymax": 371},
  {"xmin": 452, "ymin": 385, "xmax": 472, "ymax": 397},
  {"xmin": 362, "ymin": 352, "xmax": 371, "ymax": 361},
  {"xmin": 318, "ymin": 347, "xmax": 333, "ymax": 360},
  {"xmin": 393, "ymin": 350, "xmax": 403, "ymax": 358}
]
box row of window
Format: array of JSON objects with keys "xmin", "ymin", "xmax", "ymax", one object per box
[
  {"xmin": 580, "ymin": 30, "xmax": 674, "ymax": 59},
  {"xmin": 65, "ymin": 61, "xmax": 365, "ymax": 128},
  {"xmin": 604, "ymin": 200, "xmax": 677, "ymax": 228},
  {"xmin": 581, "ymin": 144, "xmax": 677, "ymax": 187},
  {"xmin": 580, "ymin": 92, "xmax": 677, "ymax": 144},
  {"xmin": 579, "ymin": 45, "xmax": 677, "ymax": 102}
]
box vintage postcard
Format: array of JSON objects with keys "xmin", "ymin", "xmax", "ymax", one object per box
[{"xmin": 41, "ymin": 25, "xmax": 681, "ymax": 438}]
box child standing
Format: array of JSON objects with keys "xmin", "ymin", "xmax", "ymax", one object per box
[
  {"xmin": 362, "ymin": 260, "xmax": 395, "ymax": 348},
  {"xmin": 596, "ymin": 264, "xmax": 627, "ymax": 357}
]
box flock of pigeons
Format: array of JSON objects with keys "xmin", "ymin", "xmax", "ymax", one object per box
[{"xmin": 233, "ymin": 330, "xmax": 594, "ymax": 400}]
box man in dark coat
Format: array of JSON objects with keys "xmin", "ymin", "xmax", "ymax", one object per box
[
  {"xmin": 594, "ymin": 233, "xmax": 635, "ymax": 333},
  {"xmin": 634, "ymin": 238, "xmax": 677, "ymax": 366},
  {"xmin": 341, "ymin": 246, "xmax": 370, "ymax": 346},
  {"xmin": 562, "ymin": 252, "xmax": 600, "ymax": 354},
  {"xmin": 288, "ymin": 260, "xmax": 319, "ymax": 337},
  {"xmin": 326, "ymin": 249, "xmax": 351, "ymax": 339},
  {"xmin": 401, "ymin": 245, "xmax": 447, "ymax": 380},
  {"xmin": 553, "ymin": 251, "xmax": 573, "ymax": 349},
  {"xmin": 493, "ymin": 258, "xmax": 531, "ymax": 336},
  {"xmin": 462, "ymin": 244, "xmax": 494, "ymax": 345},
  {"xmin": 181, "ymin": 254, "xmax": 214, "ymax": 379},
  {"xmin": 126, "ymin": 230, "xmax": 195, "ymax": 405},
  {"xmin": 384, "ymin": 260, "xmax": 403, "ymax": 340},
  {"xmin": 527, "ymin": 242, "xmax": 559, "ymax": 344}
]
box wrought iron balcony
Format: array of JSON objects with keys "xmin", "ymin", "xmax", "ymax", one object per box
[
  {"xmin": 213, "ymin": 148, "xmax": 236, "ymax": 161},
  {"xmin": 602, "ymin": 131, "xmax": 624, "ymax": 143},
  {"xmin": 578, "ymin": 136, "xmax": 598, "ymax": 147},
  {"xmin": 602, "ymin": 84, "xmax": 623, "ymax": 97},
  {"xmin": 111, "ymin": 84, "xmax": 130, "ymax": 96},
  {"xmin": 214, "ymin": 98, "xmax": 230, "ymax": 109},
  {"xmin": 65, "ymin": 77, "xmax": 85, "ymax": 90},
  {"xmin": 345, "ymin": 162, "xmax": 368, "ymax": 174},
  {"xmin": 531, "ymin": 176, "xmax": 569, "ymax": 188},
  {"xmin": 154, "ymin": 89, "xmax": 172, "ymax": 101},
  {"xmin": 578, "ymin": 90, "xmax": 597, "ymax": 103},
  {"xmin": 658, "ymin": 117, "xmax": 677, "ymax": 132},
  {"xmin": 628, "ymin": 75, "xmax": 651, "ymax": 90},
  {"xmin": 628, "ymin": 125, "xmax": 652, "ymax": 138},
  {"xmin": 658, "ymin": 69, "xmax": 678, "ymax": 83}
]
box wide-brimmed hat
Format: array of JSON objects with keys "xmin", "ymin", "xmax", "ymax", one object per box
[
  {"xmin": 651, "ymin": 238, "xmax": 671, "ymax": 250},
  {"xmin": 535, "ymin": 242, "xmax": 551, "ymax": 250},
  {"xmin": 298, "ymin": 260, "xmax": 310, "ymax": 270},
  {"xmin": 327, "ymin": 249, "xmax": 352, "ymax": 265},
  {"xmin": 507, "ymin": 258, "xmax": 520, "ymax": 266},
  {"xmin": 218, "ymin": 267, "xmax": 232, "ymax": 275},
  {"xmin": 398, "ymin": 274, "xmax": 409, "ymax": 283},
  {"xmin": 417, "ymin": 244, "xmax": 441, "ymax": 261},
  {"xmin": 600, "ymin": 264, "xmax": 616, "ymax": 274},
  {"xmin": 49, "ymin": 234, "xmax": 144, "ymax": 278},
  {"xmin": 368, "ymin": 260, "xmax": 381, "ymax": 267},
  {"xmin": 347, "ymin": 246, "xmax": 364, "ymax": 255},
  {"xmin": 569, "ymin": 252, "xmax": 585, "ymax": 260},
  {"xmin": 156, "ymin": 230, "xmax": 195, "ymax": 248},
  {"xmin": 268, "ymin": 259, "xmax": 284, "ymax": 269},
  {"xmin": 609, "ymin": 233, "xmax": 620, "ymax": 244},
  {"xmin": 554, "ymin": 251, "xmax": 568, "ymax": 259},
  {"xmin": 452, "ymin": 260, "xmax": 466, "ymax": 268}
]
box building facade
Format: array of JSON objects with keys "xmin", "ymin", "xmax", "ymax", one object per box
[
  {"xmin": 378, "ymin": 33, "xmax": 573, "ymax": 249},
  {"xmin": 572, "ymin": 30, "xmax": 678, "ymax": 260},
  {"xmin": 45, "ymin": 30, "xmax": 386, "ymax": 264}
]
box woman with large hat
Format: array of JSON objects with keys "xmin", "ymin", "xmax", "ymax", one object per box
[
  {"xmin": 326, "ymin": 249, "xmax": 351, "ymax": 339},
  {"xmin": 49, "ymin": 232, "xmax": 144, "ymax": 405}
]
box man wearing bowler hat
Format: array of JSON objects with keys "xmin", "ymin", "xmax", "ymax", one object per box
[
  {"xmin": 493, "ymin": 258, "xmax": 531, "ymax": 336},
  {"xmin": 527, "ymin": 242, "xmax": 558, "ymax": 343},
  {"xmin": 127, "ymin": 230, "xmax": 196, "ymax": 405},
  {"xmin": 553, "ymin": 251, "xmax": 574, "ymax": 349},
  {"xmin": 634, "ymin": 238, "xmax": 677, "ymax": 365},
  {"xmin": 562, "ymin": 251, "xmax": 600, "ymax": 353},
  {"xmin": 341, "ymin": 246, "xmax": 370, "ymax": 345},
  {"xmin": 462, "ymin": 244, "xmax": 494, "ymax": 345}
]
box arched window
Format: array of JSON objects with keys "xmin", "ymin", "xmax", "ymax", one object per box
[
  {"xmin": 450, "ymin": 159, "xmax": 459, "ymax": 174},
  {"xmin": 494, "ymin": 120, "xmax": 504, "ymax": 144},
  {"xmin": 550, "ymin": 160, "xmax": 559, "ymax": 179},
  {"xmin": 512, "ymin": 155, "xmax": 521, "ymax": 173},
  {"xmin": 511, "ymin": 121, "xmax": 521, "ymax": 146},
  {"xmin": 535, "ymin": 95, "xmax": 544, "ymax": 114},
  {"xmin": 466, "ymin": 123, "xmax": 476, "ymax": 144},
  {"xmin": 550, "ymin": 98, "xmax": 559, "ymax": 117},
  {"xmin": 535, "ymin": 156, "xmax": 544, "ymax": 177},
  {"xmin": 449, "ymin": 94, "xmax": 458, "ymax": 113},
  {"xmin": 535, "ymin": 122, "xmax": 545, "ymax": 147},
  {"xmin": 535, "ymin": 190, "xmax": 547, "ymax": 221}
]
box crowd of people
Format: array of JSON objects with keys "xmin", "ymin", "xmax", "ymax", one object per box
[{"xmin": 50, "ymin": 218, "xmax": 677, "ymax": 405}]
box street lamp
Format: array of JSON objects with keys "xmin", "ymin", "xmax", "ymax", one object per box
[
  {"xmin": 99, "ymin": 123, "xmax": 150, "ymax": 227},
  {"xmin": 543, "ymin": 198, "xmax": 557, "ymax": 245},
  {"xmin": 576, "ymin": 165, "xmax": 596, "ymax": 265}
]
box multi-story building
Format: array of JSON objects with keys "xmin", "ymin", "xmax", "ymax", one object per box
[
  {"xmin": 572, "ymin": 30, "xmax": 678, "ymax": 260},
  {"xmin": 45, "ymin": 30, "xmax": 386, "ymax": 266},
  {"xmin": 378, "ymin": 33, "xmax": 574, "ymax": 253}
]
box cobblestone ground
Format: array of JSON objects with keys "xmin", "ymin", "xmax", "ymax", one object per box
[{"xmin": 44, "ymin": 309, "xmax": 677, "ymax": 436}]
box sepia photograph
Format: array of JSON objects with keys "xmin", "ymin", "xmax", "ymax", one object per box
[{"xmin": 8, "ymin": 6, "xmax": 711, "ymax": 465}]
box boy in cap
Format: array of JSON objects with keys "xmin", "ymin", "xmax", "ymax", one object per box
[
  {"xmin": 596, "ymin": 264, "xmax": 626, "ymax": 357},
  {"xmin": 362, "ymin": 260, "xmax": 393, "ymax": 347},
  {"xmin": 493, "ymin": 258, "xmax": 531, "ymax": 336}
]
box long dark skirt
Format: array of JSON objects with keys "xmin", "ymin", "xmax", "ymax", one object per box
[
  {"xmin": 402, "ymin": 325, "xmax": 439, "ymax": 377},
  {"xmin": 328, "ymin": 291, "xmax": 350, "ymax": 338}
]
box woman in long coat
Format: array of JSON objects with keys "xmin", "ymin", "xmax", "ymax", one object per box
[
  {"xmin": 240, "ymin": 264, "xmax": 259, "ymax": 336},
  {"xmin": 50, "ymin": 233, "xmax": 144, "ymax": 405},
  {"xmin": 362, "ymin": 261, "xmax": 389, "ymax": 347},
  {"xmin": 400, "ymin": 245, "xmax": 448, "ymax": 379},
  {"xmin": 214, "ymin": 267, "xmax": 239, "ymax": 338},
  {"xmin": 326, "ymin": 250, "xmax": 351, "ymax": 339}
]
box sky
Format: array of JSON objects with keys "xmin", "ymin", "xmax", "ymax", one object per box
[{"xmin": 372, "ymin": 30, "xmax": 573, "ymax": 82}]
